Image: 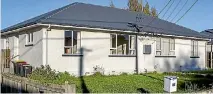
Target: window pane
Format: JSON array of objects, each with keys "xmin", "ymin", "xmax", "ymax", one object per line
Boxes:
[
  {"xmin": 162, "ymin": 38, "xmax": 169, "ymax": 55},
  {"xmin": 156, "ymin": 38, "xmax": 161, "ymax": 50},
  {"xmin": 195, "ymin": 41, "xmax": 198, "ymax": 56},
  {"xmin": 169, "ymin": 39, "xmax": 175, "ymax": 50},
  {"xmin": 129, "ymin": 36, "xmax": 135, "ymax": 49},
  {"xmin": 73, "ymin": 45, "xmax": 77, "ymax": 54},
  {"xmin": 73, "ymin": 31, "xmax": 78, "ymax": 51},
  {"xmin": 65, "ymin": 31, "xmax": 72, "ymax": 46},
  {"xmin": 28, "ymin": 33, "xmax": 30, "ymax": 42},
  {"xmin": 129, "ymin": 50, "xmax": 135, "ymax": 55},
  {"xmin": 191, "ymin": 40, "xmax": 194, "ymax": 56},
  {"xmin": 65, "ymin": 31, "xmax": 72, "ymax": 37},
  {"xmin": 110, "ymin": 49, "xmax": 116, "ymax": 54},
  {"xmin": 117, "ymin": 35, "xmax": 128, "ymax": 55},
  {"xmin": 156, "ymin": 51, "xmax": 161, "ymax": 56},
  {"xmin": 169, "ymin": 51, "xmax": 175, "ymax": 55},
  {"xmin": 31, "ymin": 32, "xmax": 33, "ymax": 42},
  {"xmin": 110, "ymin": 34, "xmax": 116, "ymax": 48}
]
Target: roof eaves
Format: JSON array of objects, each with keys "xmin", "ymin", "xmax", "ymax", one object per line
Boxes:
[{"xmin": 1, "ymin": 2, "xmax": 78, "ymax": 33}]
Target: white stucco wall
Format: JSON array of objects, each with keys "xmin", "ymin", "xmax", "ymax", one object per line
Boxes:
[
  {"xmin": 7, "ymin": 35, "xmax": 15, "ymax": 59},
  {"xmin": 18, "ymin": 28, "xmax": 43, "ymax": 67},
  {"xmin": 47, "ymin": 29, "xmax": 136, "ymax": 76},
  {"xmin": 2, "ymin": 27, "xmax": 207, "ymax": 75},
  {"xmin": 2, "ymin": 28, "xmax": 44, "ymax": 67},
  {"xmin": 138, "ymin": 36, "xmax": 206, "ymax": 72},
  {"xmin": 1, "ymin": 38, "xmax": 6, "ymax": 49},
  {"xmin": 47, "ymin": 28, "xmax": 207, "ymax": 76}
]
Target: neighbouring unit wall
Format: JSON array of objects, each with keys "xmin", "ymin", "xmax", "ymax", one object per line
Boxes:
[
  {"xmin": 138, "ymin": 36, "xmax": 206, "ymax": 72},
  {"xmin": 47, "ymin": 28, "xmax": 136, "ymax": 76}
]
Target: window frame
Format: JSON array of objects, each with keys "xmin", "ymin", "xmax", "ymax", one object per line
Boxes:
[
  {"xmin": 109, "ymin": 33, "xmax": 136, "ymax": 56},
  {"xmin": 64, "ymin": 30, "xmax": 80, "ymax": 55},
  {"xmin": 26, "ymin": 32, "xmax": 33, "ymax": 45},
  {"xmin": 191, "ymin": 40, "xmax": 199, "ymax": 57},
  {"xmin": 155, "ymin": 37, "xmax": 175, "ymax": 56}
]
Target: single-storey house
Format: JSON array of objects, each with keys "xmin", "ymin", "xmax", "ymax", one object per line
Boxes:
[
  {"xmin": 1, "ymin": 2, "xmax": 210, "ymax": 76},
  {"xmin": 201, "ymin": 29, "xmax": 213, "ymax": 68}
]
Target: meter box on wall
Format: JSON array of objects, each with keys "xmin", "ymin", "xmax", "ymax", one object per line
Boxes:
[{"xmin": 143, "ymin": 45, "xmax": 151, "ymax": 54}]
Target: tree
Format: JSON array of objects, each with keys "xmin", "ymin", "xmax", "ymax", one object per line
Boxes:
[
  {"xmin": 143, "ymin": 2, "xmax": 151, "ymax": 16},
  {"xmin": 151, "ymin": 7, "xmax": 158, "ymax": 17},
  {"xmin": 127, "ymin": 0, "xmax": 158, "ymax": 17},
  {"xmin": 109, "ymin": 0, "xmax": 115, "ymax": 8},
  {"xmin": 128, "ymin": 0, "xmax": 139, "ymax": 11},
  {"xmin": 137, "ymin": 0, "xmax": 143, "ymax": 12}
]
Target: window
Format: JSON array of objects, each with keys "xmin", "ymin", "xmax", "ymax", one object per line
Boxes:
[
  {"xmin": 110, "ymin": 34, "xmax": 135, "ymax": 55},
  {"xmin": 191, "ymin": 40, "xmax": 198, "ymax": 57},
  {"xmin": 26, "ymin": 32, "xmax": 33, "ymax": 45},
  {"xmin": 64, "ymin": 31, "xmax": 79, "ymax": 54},
  {"xmin": 156, "ymin": 37, "xmax": 175, "ymax": 56}
]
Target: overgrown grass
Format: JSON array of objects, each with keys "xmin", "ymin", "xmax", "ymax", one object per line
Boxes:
[{"xmin": 28, "ymin": 66, "xmax": 213, "ymax": 93}]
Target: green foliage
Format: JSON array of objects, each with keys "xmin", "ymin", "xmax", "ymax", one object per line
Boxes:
[
  {"xmin": 143, "ymin": 2, "xmax": 150, "ymax": 16},
  {"xmin": 28, "ymin": 65, "xmax": 58, "ymax": 82},
  {"xmin": 127, "ymin": 0, "xmax": 158, "ymax": 18},
  {"xmin": 151, "ymin": 7, "xmax": 158, "ymax": 17},
  {"xmin": 128, "ymin": 0, "xmax": 140, "ymax": 12},
  {"xmin": 91, "ymin": 72, "xmax": 104, "ymax": 76},
  {"xmin": 29, "ymin": 68, "xmax": 213, "ymax": 93},
  {"xmin": 120, "ymin": 72, "xmax": 128, "ymax": 75}
]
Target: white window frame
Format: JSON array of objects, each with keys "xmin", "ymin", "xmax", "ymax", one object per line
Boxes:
[
  {"xmin": 156, "ymin": 37, "xmax": 162, "ymax": 55},
  {"xmin": 156, "ymin": 37, "xmax": 175, "ymax": 56},
  {"xmin": 64, "ymin": 30, "xmax": 80, "ymax": 54},
  {"xmin": 129, "ymin": 35, "xmax": 136, "ymax": 55},
  {"xmin": 169, "ymin": 38, "xmax": 175, "ymax": 55},
  {"xmin": 191, "ymin": 40, "xmax": 198, "ymax": 57},
  {"xmin": 110, "ymin": 34, "xmax": 118, "ymax": 54},
  {"xmin": 26, "ymin": 32, "xmax": 33, "ymax": 45},
  {"xmin": 110, "ymin": 34, "xmax": 136, "ymax": 55}
]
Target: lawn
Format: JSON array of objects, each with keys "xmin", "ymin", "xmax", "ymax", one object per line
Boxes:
[{"xmin": 28, "ymin": 66, "xmax": 213, "ymax": 93}]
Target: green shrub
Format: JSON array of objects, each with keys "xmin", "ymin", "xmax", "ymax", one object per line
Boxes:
[
  {"xmin": 120, "ymin": 72, "xmax": 128, "ymax": 75},
  {"xmin": 91, "ymin": 72, "xmax": 103, "ymax": 76},
  {"xmin": 28, "ymin": 65, "xmax": 58, "ymax": 82},
  {"xmin": 28, "ymin": 66, "xmax": 213, "ymax": 93}
]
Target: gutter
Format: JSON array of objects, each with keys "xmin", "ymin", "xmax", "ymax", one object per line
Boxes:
[{"xmin": 1, "ymin": 24, "xmax": 40, "ymax": 35}]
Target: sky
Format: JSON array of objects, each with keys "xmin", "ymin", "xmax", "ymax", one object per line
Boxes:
[{"xmin": 1, "ymin": 0, "xmax": 213, "ymax": 32}]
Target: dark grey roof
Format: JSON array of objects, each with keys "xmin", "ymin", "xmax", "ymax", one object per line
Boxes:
[
  {"xmin": 1, "ymin": 2, "xmax": 208, "ymax": 39},
  {"xmin": 201, "ymin": 29, "xmax": 213, "ymax": 44}
]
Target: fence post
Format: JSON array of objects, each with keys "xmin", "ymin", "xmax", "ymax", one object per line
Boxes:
[
  {"xmin": 63, "ymin": 81, "xmax": 76, "ymax": 93},
  {"xmin": 21, "ymin": 78, "xmax": 27, "ymax": 92}
]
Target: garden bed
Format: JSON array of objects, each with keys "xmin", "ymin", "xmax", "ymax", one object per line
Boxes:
[{"xmin": 28, "ymin": 66, "xmax": 213, "ymax": 93}]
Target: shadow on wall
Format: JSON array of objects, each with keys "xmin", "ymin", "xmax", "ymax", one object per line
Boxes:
[
  {"xmin": 79, "ymin": 47, "xmax": 90, "ymax": 93},
  {"xmin": 159, "ymin": 50, "xmax": 202, "ymax": 72}
]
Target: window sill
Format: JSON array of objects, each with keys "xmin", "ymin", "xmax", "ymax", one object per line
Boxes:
[
  {"xmin": 108, "ymin": 55, "xmax": 136, "ymax": 57},
  {"xmin": 155, "ymin": 55, "xmax": 176, "ymax": 58},
  {"xmin": 62, "ymin": 54, "xmax": 83, "ymax": 56},
  {"xmin": 190, "ymin": 56, "xmax": 200, "ymax": 58},
  {"xmin": 25, "ymin": 44, "xmax": 33, "ymax": 47}
]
